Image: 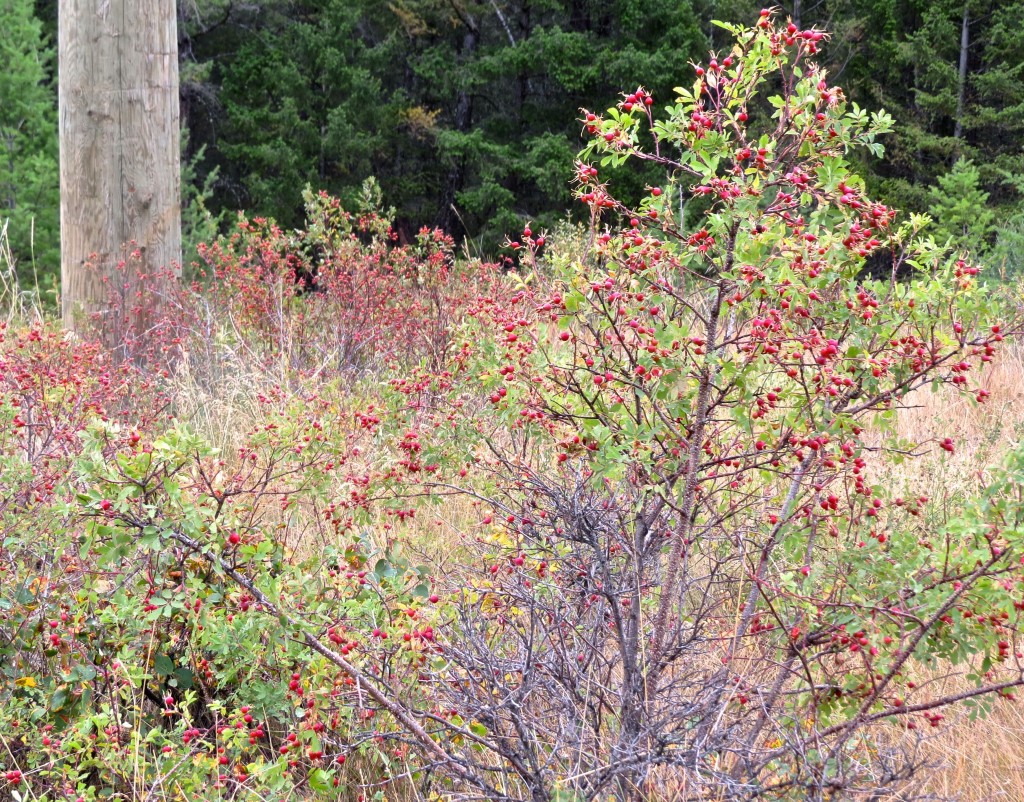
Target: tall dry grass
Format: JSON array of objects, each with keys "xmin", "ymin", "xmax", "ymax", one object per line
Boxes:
[
  {"xmin": 883, "ymin": 344, "xmax": 1024, "ymax": 801},
  {"xmin": 0, "ymin": 218, "xmax": 46, "ymax": 325}
]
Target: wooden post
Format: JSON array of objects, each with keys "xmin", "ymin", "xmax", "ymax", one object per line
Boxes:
[{"xmin": 58, "ymin": 0, "xmax": 181, "ymax": 331}]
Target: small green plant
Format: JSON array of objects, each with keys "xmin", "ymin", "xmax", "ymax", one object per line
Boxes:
[{"xmin": 927, "ymin": 157, "xmax": 996, "ymax": 254}]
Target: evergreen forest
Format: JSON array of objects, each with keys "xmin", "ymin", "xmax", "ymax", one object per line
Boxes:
[{"xmin": 4, "ymin": 0, "xmax": 1024, "ymax": 285}]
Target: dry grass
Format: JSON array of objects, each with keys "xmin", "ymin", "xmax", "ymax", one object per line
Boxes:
[
  {"xmin": 922, "ymin": 701, "xmax": 1024, "ymax": 800},
  {"xmin": 882, "ymin": 342, "xmax": 1024, "ymax": 801},
  {"xmin": 896, "ymin": 342, "xmax": 1024, "ymax": 458},
  {"xmin": 0, "ymin": 218, "xmax": 46, "ymax": 325}
]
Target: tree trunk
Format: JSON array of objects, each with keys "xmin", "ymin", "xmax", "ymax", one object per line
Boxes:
[
  {"xmin": 569, "ymin": 0, "xmax": 588, "ymax": 31},
  {"xmin": 435, "ymin": 22, "xmax": 478, "ymax": 237},
  {"xmin": 954, "ymin": 2, "xmax": 969, "ymax": 140},
  {"xmin": 59, "ymin": 0, "xmax": 181, "ymax": 332}
]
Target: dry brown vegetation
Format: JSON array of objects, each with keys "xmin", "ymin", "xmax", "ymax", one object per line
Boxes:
[{"xmin": 882, "ymin": 344, "xmax": 1024, "ymax": 801}]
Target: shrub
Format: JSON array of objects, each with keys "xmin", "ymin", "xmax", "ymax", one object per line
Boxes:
[
  {"xmin": 376, "ymin": 12, "xmax": 1024, "ymax": 800},
  {"xmin": 187, "ymin": 188, "xmax": 501, "ymax": 383},
  {"xmin": 0, "ymin": 193, "xmax": 505, "ymax": 801},
  {"xmin": 82, "ymin": 187, "xmax": 505, "ymax": 385},
  {"xmin": 1, "ymin": 395, "xmax": 442, "ymax": 800}
]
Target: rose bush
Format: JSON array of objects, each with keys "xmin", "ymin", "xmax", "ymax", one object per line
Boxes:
[{"xmin": 376, "ymin": 11, "xmax": 1024, "ymax": 800}]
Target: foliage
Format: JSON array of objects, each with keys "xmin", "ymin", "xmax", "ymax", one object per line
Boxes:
[
  {"xmin": 368, "ymin": 12, "xmax": 1023, "ymax": 799},
  {"xmin": 0, "ymin": 202, "xmax": 502, "ymax": 801},
  {"xmin": 990, "ymin": 206, "xmax": 1024, "ymax": 278},
  {"xmin": 183, "ymin": 185, "xmax": 505, "ymax": 381},
  {"xmin": 0, "ymin": 0, "xmax": 59, "ymax": 289},
  {"xmin": 188, "ymin": 0, "xmax": 709, "ymax": 247},
  {"xmin": 171, "ymin": 0, "xmax": 1024, "ymax": 253},
  {"xmin": 13, "ymin": 0, "xmax": 1024, "ymax": 276},
  {"xmin": 180, "ymin": 129, "xmax": 227, "ymax": 275},
  {"xmin": 927, "ymin": 157, "xmax": 995, "ymax": 253},
  {"xmin": 66, "ymin": 184, "xmax": 506, "ymax": 379},
  {"xmin": 855, "ymin": 0, "xmax": 1024, "ymax": 216},
  {"xmin": 4, "ymin": 12, "xmax": 1024, "ymax": 802},
  {"xmin": 213, "ymin": 0, "xmax": 399, "ymax": 231},
  {"xmin": 1, "ymin": 398, "xmax": 439, "ymax": 799}
]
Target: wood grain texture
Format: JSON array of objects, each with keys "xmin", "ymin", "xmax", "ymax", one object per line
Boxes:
[{"xmin": 59, "ymin": 0, "xmax": 181, "ymax": 332}]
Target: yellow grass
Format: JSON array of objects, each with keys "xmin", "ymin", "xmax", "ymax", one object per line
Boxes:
[{"xmin": 886, "ymin": 342, "xmax": 1024, "ymax": 801}]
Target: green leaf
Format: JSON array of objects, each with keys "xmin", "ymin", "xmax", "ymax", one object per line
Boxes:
[
  {"xmin": 469, "ymin": 721, "xmax": 488, "ymax": 737},
  {"xmin": 154, "ymin": 654, "xmax": 175, "ymax": 676},
  {"xmin": 174, "ymin": 667, "xmax": 195, "ymax": 689},
  {"xmin": 51, "ymin": 686, "xmax": 69, "ymax": 711},
  {"xmin": 308, "ymin": 769, "xmax": 333, "ymax": 794}
]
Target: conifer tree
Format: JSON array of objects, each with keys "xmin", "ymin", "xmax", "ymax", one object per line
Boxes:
[
  {"xmin": 0, "ymin": 0, "xmax": 59, "ymax": 286},
  {"xmin": 927, "ymin": 157, "xmax": 995, "ymax": 253}
]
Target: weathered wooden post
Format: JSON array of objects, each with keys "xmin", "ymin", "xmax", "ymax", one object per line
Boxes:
[{"xmin": 59, "ymin": 0, "xmax": 181, "ymax": 331}]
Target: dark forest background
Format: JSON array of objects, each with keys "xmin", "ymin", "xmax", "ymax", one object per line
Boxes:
[{"xmin": 4, "ymin": 0, "xmax": 1024, "ymax": 285}]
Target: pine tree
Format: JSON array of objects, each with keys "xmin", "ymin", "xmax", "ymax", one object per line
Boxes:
[
  {"xmin": 214, "ymin": 0, "xmax": 404, "ymax": 230},
  {"xmin": 926, "ymin": 157, "xmax": 994, "ymax": 253},
  {"xmin": 857, "ymin": 0, "xmax": 1024, "ymax": 216},
  {"xmin": 198, "ymin": 0, "xmax": 708, "ymax": 248},
  {"xmin": 0, "ymin": 0, "xmax": 59, "ymax": 287}
]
